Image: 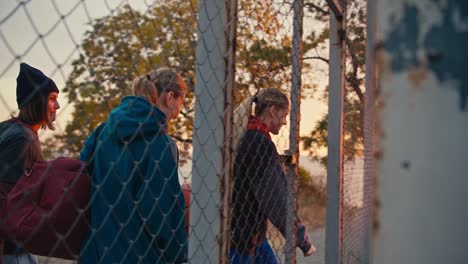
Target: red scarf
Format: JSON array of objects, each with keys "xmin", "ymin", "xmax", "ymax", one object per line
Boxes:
[{"xmin": 246, "ymin": 116, "xmax": 271, "ymax": 139}]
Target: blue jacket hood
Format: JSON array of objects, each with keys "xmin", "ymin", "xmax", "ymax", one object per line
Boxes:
[{"xmin": 107, "ymin": 96, "xmax": 167, "ymax": 141}]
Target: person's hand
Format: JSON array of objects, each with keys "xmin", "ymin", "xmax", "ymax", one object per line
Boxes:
[{"xmin": 304, "ymin": 244, "xmax": 317, "ymax": 256}]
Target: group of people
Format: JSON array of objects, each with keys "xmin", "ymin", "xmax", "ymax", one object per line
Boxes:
[{"xmin": 0, "ymin": 63, "xmax": 315, "ymax": 263}]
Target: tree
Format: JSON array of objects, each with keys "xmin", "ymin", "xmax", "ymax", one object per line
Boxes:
[
  {"xmin": 234, "ymin": 0, "xmax": 316, "ymax": 104},
  {"xmin": 45, "ymin": 1, "xmax": 320, "ymax": 163},
  {"xmin": 301, "ymin": 0, "xmax": 367, "ymax": 165},
  {"xmin": 43, "ymin": 3, "xmax": 197, "ymax": 162}
]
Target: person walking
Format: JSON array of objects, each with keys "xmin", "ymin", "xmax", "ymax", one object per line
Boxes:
[
  {"xmin": 0, "ymin": 63, "xmax": 60, "ymax": 264},
  {"xmin": 79, "ymin": 67, "xmax": 188, "ymax": 264},
  {"xmin": 230, "ymin": 88, "xmax": 316, "ymax": 263}
]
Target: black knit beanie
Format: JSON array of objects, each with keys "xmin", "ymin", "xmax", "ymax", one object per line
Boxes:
[{"xmin": 16, "ymin": 63, "xmax": 59, "ymax": 109}]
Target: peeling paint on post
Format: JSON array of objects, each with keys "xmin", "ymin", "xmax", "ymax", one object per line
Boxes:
[
  {"xmin": 374, "ymin": 1, "xmax": 468, "ymax": 263},
  {"xmin": 382, "ymin": 1, "xmax": 468, "ymax": 110}
]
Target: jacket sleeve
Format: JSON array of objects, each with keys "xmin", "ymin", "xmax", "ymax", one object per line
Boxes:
[
  {"xmin": 79, "ymin": 122, "xmax": 106, "ymax": 162},
  {"xmin": 137, "ymin": 138, "xmax": 188, "ymax": 263},
  {"xmin": 251, "ymin": 139, "xmax": 312, "ymax": 254},
  {"xmin": 79, "ymin": 134, "xmax": 94, "ymax": 162},
  {"xmin": 0, "ymin": 124, "xmax": 35, "ymax": 183}
]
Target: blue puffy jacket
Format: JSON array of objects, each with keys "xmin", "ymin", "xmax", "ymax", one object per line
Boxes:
[{"xmin": 79, "ymin": 96, "xmax": 187, "ymax": 264}]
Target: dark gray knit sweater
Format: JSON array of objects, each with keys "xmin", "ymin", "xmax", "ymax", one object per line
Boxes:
[{"xmin": 230, "ymin": 129, "xmax": 312, "ymax": 255}]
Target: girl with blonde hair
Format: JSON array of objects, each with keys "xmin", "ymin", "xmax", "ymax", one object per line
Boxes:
[
  {"xmin": 79, "ymin": 67, "xmax": 188, "ymax": 264},
  {"xmin": 230, "ymin": 88, "xmax": 316, "ymax": 263}
]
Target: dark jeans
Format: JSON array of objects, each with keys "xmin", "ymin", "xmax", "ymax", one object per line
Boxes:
[{"xmin": 230, "ymin": 239, "xmax": 278, "ymax": 264}]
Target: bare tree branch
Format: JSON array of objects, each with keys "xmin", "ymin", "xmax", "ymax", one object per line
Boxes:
[
  {"xmin": 305, "ymin": 2, "xmax": 329, "ymax": 16},
  {"xmin": 179, "ymin": 110, "xmax": 192, "ymax": 119},
  {"xmin": 346, "ymin": 64, "xmax": 364, "ymax": 102},
  {"xmin": 345, "ymin": 38, "xmax": 364, "ymax": 102},
  {"xmin": 303, "ymin": 56, "xmax": 329, "ymax": 64},
  {"xmin": 170, "ymin": 134, "xmax": 192, "ymax": 144}
]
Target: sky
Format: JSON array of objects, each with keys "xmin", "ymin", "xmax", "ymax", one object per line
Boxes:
[
  {"xmin": 0, "ymin": 0, "xmax": 328, "ymax": 150},
  {"xmin": 0, "ymin": 0, "xmax": 370, "ymax": 229}
]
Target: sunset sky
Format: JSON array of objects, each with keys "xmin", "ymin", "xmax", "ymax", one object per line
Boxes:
[{"xmin": 0, "ymin": 0, "xmax": 328, "ymax": 151}]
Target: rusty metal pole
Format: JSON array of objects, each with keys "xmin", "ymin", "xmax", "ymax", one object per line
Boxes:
[
  {"xmin": 284, "ymin": 0, "xmax": 304, "ymax": 263},
  {"xmin": 325, "ymin": 0, "xmax": 346, "ymax": 263},
  {"xmin": 220, "ymin": 0, "xmax": 238, "ymax": 262},
  {"xmin": 362, "ymin": 0, "xmax": 376, "ymax": 263}
]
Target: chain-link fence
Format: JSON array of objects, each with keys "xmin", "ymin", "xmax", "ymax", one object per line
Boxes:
[
  {"xmin": 324, "ymin": 0, "xmax": 373, "ymax": 263},
  {"xmin": 1, "ymin": 0, "xmax": 375, "ymax": 263},
  {"xmin": 1, "ymin": 2, "xmax": 198, "ymax": 263},
  {"xmin": 0, "ymin": 0, "xmax": 332, "ymax": 263},
  {"xmin": 341, "ymin": 2, "xmax": 367, "ymax": 257},
  {"xmin": 340, "ymin": 0, "xmax": 372, "ymax": 263}
]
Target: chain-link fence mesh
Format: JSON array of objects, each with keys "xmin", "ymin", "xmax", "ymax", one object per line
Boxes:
[
  {"xmin": 0, "ymin": 0, "xmax": 332, "ymax": 263},
  {"xmin": 0, "ymin": 1, "xmax": 195, "ymax": 263},
  {"xmin": 0, "ymin": 0, "xmax": 375, "ymax": 263},
  {"xmin": 340, "ymin": 0, "xmax": 372, "ymax": 263}
]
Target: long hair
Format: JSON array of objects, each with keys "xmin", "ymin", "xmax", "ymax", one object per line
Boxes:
[
  {"xmin": 232, "ymin": 96, "xmax": 254, "ymax": 150},
  {"xmin": 231, "ymin": 88, "xmax": 289, "ymax": 149}
]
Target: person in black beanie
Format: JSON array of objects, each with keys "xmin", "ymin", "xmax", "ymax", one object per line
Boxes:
[{"xmin": 0, "ymin": 63, "xmax": 60, "ymax": 264}]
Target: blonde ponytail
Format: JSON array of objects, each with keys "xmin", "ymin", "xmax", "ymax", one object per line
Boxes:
[
  {"xmin": 232, "ymin": 96, "xmax": 254, "ymax": 150},
  {"xmin": 132, "ymin": 75, "xmax": 158, "ymax": 104},
  {"xmin": 132, "ymin": 67, "xmax": 186, "ymax": 105}
]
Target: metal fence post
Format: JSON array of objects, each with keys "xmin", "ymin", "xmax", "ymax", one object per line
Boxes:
[
  {"xmin": 363, "ymin": 0, "xmax": 377, "ymax": 263},
  {"xmin": 284, "ymin": 0, "xmax": 304, "ymax": 263},
  {"xmin": 221, "ymin": 0, "xmax": 238, "ymax": 262},
  {"xmin": 373, "ymin": 1, "xmax": 468, "ymax": 263},
  {"xmin": 190, "ymin": 0, "xmax": 229, "ymax": 262},
  {"xmin": 325, "ymin": 1, "xmax": 346, "ymax": 263}
]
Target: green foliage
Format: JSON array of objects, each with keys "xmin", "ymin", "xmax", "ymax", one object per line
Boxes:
[
  {"xmin": 298, "ymin": 166, "xmax": 313, "ymax": 188},
  {"xmin": 48, "ymin": 3, "xmax": 197, "ymax": 159},
  {"xmin": 44, "ymin": 0, "xmax": 366, "ymax": 167},
  {"xmin": 234, "ymin": 1, "xmax": 315, "ymax": 104},
  {"xmin": 47, "ymin": 1, "xmax": 319, "ymax": 162},
  {"xmin": 301, "ymin": 116, "xmax": 328, "ymax": 165},
  {"xmin": 302, "ymin": 96, "xmax": 363, "ymax": 166},
  {"xmin": 301, "ymin": 0, "xmax": 367, "ymax": 166},
  {"xmin": 298, "ymin": 166, "xmax": 326, "ymax": 206}
]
